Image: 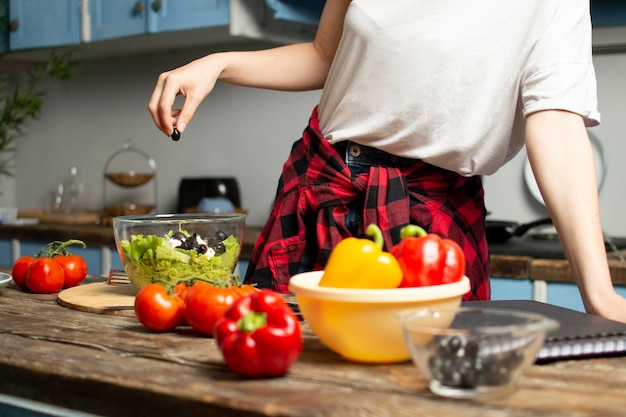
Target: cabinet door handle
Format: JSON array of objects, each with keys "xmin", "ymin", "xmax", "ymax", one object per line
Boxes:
[
  {"xmin": 9, "ymin": 19, "xmax": 19, "ymax": 31},
  {"xmin": 152, "ymin": 0, "xmax": 163, "ymax": 12},
  {"xmin": 132, "ymin": 0, "xmax": 145, "ymax": 15}
]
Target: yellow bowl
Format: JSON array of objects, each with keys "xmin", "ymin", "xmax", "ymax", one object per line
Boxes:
[{"xmin": 288, "ymin": 271, "xmax": 470, "ymax": 363}]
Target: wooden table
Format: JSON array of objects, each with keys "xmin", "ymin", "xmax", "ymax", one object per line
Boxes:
[{"xmin": 1, "ymin": 280, "xmax": 625, "ymax": 417}]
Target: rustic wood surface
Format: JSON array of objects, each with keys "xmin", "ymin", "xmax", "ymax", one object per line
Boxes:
[
  {"xmin": 531, "ymin": 258, "xmax": 626, "ymax": 286},
  {"xmin": 1, "ymin": 280, "xmax": 626, "ymax": 417},
  {"xmin": 489, "ymin": 255, "xmax": 532, "ymax": 278}
]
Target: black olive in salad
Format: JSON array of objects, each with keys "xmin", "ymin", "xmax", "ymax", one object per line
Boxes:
[{"xmin": 171, "ymin": 231, "xmax": 229, "ymax": 256}]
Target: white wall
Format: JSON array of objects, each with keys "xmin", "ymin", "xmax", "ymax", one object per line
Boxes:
[
  {"xmin": 11, "ymin": 43, "xmax": 321, "ymax": 227},
  {"xmin": 7, "ymin": 44, "xmax": 626, "ymax": 235}
]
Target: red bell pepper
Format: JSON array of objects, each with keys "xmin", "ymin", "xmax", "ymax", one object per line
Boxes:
[
  {"xmin": 390, "ymin": 225, "xmax": 465, "ymax": 287},
  {"xmin": 214, "ymin": 290, "xmax": 302, "ymax": 378}
]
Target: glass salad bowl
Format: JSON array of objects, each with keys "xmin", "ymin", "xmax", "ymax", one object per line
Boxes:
[{"xmin": 113, "ymin": 213, "xmax": 246, "ymax": 290}]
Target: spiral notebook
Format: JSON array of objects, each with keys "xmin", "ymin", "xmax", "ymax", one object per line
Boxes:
[{"xmin": 463, "ymin": 300, "xmax": 626, "ymax": 362}]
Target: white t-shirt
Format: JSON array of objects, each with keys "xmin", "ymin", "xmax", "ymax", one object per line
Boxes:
[{"xmin": 317, "ymin": 0, "xmax": 601, "ymax": 176}]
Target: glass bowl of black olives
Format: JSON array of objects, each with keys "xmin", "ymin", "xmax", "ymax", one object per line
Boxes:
[
  {"xmin": 397, "ymin": 307, "xmax": 558, "ymax": 399},
  {"xmin": 113, "ymin": 213, "xmax": 246, "ymax": 290}
]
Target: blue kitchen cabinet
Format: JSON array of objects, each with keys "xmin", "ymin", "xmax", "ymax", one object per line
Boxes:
[
  {"xmin": 0, "ymin": 1, "xmax": 8, "ymax": 53},
  {"xmin": 147, "ymin": 0, "xmax": 228, "ymax": 34},
  {"xmin": 491, "ymin": 276, "xmax": 626, "ymax": 313},
  {"xmin": 490, "ymin": 278, "xmax": 533, "ymax": 301},
  {"xmin": 8, "ymin": 0, "xmax": 80, "ymax": 50},
  {"xmin": 89, "ymin": 0, "xmax": 229, "ymax": 42},
  {"xmin": 264, "ymin": 0, "xmax": 324, "ymax": 26},
  {"xmin": 592, "ymin": 0, "xmax": 626, "ymax": 27},
  {"xmin": 0, "ymin": 240, "xmax": 10, "ymax": 266},
  {"xmin": 88, "ymin": 0, "xmax": 146, "ymax": 42}
]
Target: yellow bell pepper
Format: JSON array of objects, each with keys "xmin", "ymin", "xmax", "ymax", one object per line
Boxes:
[{"xmin": 319, "ymin": 224, "xmax": 403, "ymax": 289}]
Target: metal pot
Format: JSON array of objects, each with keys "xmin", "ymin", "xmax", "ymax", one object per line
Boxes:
[{"xmin": 485, "ymin": 217, "xmax": 553, "ymax": 243}]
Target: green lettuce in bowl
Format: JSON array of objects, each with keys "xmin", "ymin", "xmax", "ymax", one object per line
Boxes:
[{"xmin": 113, "ymin": 213, "xmax": 246, "ymax": 290}]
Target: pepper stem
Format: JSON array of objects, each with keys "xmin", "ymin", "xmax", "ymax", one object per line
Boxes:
[
  {"xmin": 238, "ymin": 311, "xmax": 268, "ymax": 333},
  {"xmin": 365, "ymin": 224, "xmax": 384, "ymax": 249},
  {"xmin": 400, "ymin": 224, "xmax": 427, "ymax": 239}
]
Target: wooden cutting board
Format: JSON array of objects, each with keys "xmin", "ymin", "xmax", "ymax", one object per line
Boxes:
[
  {"xmin": 18, "ymin": 209, "xmax": 100, "ymax": 225},
  {"xmin": 57, "ymin": 282, "xmax": 137, "ymax": 317}
]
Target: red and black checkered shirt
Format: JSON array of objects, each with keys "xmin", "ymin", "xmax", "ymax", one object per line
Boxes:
[{"xmin": 244, "ymin": 107, "xmax": 490, "ymax": 301}]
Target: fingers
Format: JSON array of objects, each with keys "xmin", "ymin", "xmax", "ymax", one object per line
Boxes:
[
  {"xmin": 148, "ymin": 72, "xmax": 172, "ymax": 135},
  {"xmin": 176, "ymin": 93, "xmax": 204, "ymax": 134},
  {"xmin": 148, "ymin": 58, "xmax": 217, "ymax": 138},
  {"xmin": 148, "ymin": 71, "xmax": 199, "ymax": 137}
]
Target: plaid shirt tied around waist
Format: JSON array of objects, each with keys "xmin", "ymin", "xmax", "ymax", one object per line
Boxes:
[{"xmin": 244, "ymin": 107, "xmax": 490, "ymax": 301}]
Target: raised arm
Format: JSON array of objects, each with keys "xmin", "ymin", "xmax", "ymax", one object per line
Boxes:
[
  {"xmin": 148, "ymin": 0, "xmax": 351, "ymax": 136},
  {"xmin": 525, "ymin": 110, "xmax": 626, "ymax": 322}
]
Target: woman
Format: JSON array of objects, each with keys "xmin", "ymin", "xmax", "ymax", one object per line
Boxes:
[{"xmin": 149, "ymin": 0, "xmax": 626, "ymax": 322}]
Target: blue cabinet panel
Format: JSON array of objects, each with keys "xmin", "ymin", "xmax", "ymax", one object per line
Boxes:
[
  {"xmin": 592, "ymin": 0, "xmax": 626, "ymax": 27},
  {"xmin": 147, "ymin": 0, "xmax": 229, "ymax": 33},
  {"xmin": 9, "ymin": 0, "xmax": 81, "ymax": 50},
  {"xmin": 89, "ymin": 0, "xmax": 146, "ymax": 41},
  {"xmin": 0, "ymin": 1, "xmax": 8, "ymax": 53},
  {"xmin": 110, "ymin": 248, "xmax": 124, "ymax": 270},
  {"xmin": 547, "ymin": 282, "xmax": 585, "ymax": 312},
  {"xmin": 265, "ymin": 0, "xmax": 324, "ymax": 26},
  {"xmin": 0, "ymin": 240, "xmax": 11, "ymax": 266},
  {"xmin": 547, "ymin": 282, "xmax": 626, "ymax": 312},
  {"xmin": 490, "ymin": 278, "xmax": 533, "ymax": 301}
]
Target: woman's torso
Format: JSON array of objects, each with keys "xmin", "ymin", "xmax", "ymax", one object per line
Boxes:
[{"xmin": 317, "ymin": 0, "xmax": 600, "ymax": 176}]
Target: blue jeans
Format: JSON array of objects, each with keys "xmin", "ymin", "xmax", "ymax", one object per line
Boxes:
[
  {"xmin": 335, "ymin": 141, "xmax": 417, "ymax": 235},
  {"xmin": 298, "ymin": 141, "xmax": 418, "ymax": 273}
]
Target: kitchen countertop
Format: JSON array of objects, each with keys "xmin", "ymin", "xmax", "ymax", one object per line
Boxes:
[
  {"xmin": 1, "ymin": 278, "xmax": 626, "ymax": 417},
  {"xmin": 1, "ymin": 223, "xmax": 625, "ymax": 285}
]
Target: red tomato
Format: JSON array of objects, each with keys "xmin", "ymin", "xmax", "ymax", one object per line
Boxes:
[
  {"xmin": 25, "ymin": 258, "xmax": 65, "ymax": 294},
  {"xmin": 53, "ymin": 254, "xmax": 88, "ymax": 288},
  {"xmin": 11, "ymin": 256, "xmax": 35, "ymax": 289},
  {"xmin": 185, "ymin": 283, "xmax": 255, "ymax": 336},
  {"xmin": 134, "ymin": 283, "xmax": 185, "ymax": 333}
]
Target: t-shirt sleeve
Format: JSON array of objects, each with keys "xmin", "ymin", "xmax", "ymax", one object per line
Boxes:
[{"xmin": 521, "ymin": 0, "xmax": 600, "ymax": 126}]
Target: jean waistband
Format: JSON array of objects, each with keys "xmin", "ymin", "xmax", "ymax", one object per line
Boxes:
[{"xmin": 334, "ymin": 141, "xmax": 418, "ymax": 168}]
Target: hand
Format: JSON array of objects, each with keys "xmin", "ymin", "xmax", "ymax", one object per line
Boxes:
[
  {"xmin": 148, "ymin": 55, "xmax": 223, "ymax": 136},
  {"xmin": 586, "ymin": 289, "xmax": 626, "ymax": 324}
]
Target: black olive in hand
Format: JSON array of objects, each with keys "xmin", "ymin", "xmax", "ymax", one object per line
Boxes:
[{"xmin": 171, "ymin": 127, "xmax": 181, "ymax": 141}]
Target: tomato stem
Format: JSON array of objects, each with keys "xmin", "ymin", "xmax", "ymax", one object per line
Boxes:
[{"xmin": 36, "ymin": 239, "xmax": 86, "ymax": 258}]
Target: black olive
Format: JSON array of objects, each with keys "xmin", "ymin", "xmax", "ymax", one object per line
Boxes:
[
  {"xmin": 427, "ymin": 335, "xmax": 524, "ymax": 389},
  {"xmin": 172, "ymin": 232, "xmax": 186, "ymax": 242},
  {"xmin": 215, "ymin": 231, "xmax": 227, "ymax": 241},
  {"xmin": 211, "ymin": 241, "xmax": 226, "ymax": 255},
  {"xmin": 171, "ymin": 127, "xmax": 181, "ymax": 141}
]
